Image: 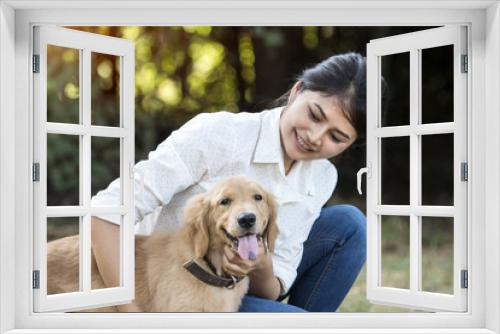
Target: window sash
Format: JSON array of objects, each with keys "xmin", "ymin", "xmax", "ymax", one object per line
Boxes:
[
  {"xmin": 366, "ymin": 26, "xmax": 468, "ymax": 312},
  {"xmin": 32, "ymin": 25, "xmax": 135, "ymax": 312}
]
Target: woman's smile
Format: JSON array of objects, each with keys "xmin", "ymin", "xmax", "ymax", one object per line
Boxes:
[{"xmin": 295, "ymin": 130, "xmax": 316, "ymax": 153}]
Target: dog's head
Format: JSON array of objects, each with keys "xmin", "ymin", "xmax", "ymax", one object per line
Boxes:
[{"xmin": 183, "ymin": 176, "xmax": 279, "ymax": 260}]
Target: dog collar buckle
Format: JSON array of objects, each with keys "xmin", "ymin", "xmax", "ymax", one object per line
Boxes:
[{"xmin": 226, "ymin": 276, "xmax": 237, "ymax": 289}]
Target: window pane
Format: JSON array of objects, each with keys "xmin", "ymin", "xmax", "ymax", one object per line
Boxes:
[
  {"xmin": 47, "ymin": 217, "xmax": 80, "ymax": 295},
  {"xmin": 421, "ymin": 134, "xmax": 454, "ymax": 206},
  {"xmin": 47, "ymin": 45, "xmax": 80, "ymax": 124},
  {"xmin": 47, "ymin": 134, "xmax": 80, "ymax": 206},
  {"xmin": 381, "ymin": 215, "xmax": 410, "ymax": 289},
  {"xmin": 91, "ymin": 215, "xmax": 121, "ymax": 290},
  {"xmin": 381, "ymin": 136, "xmax": 410, "ymax": 205},
  {"xmin": 91, "ymin": 137, "xmax": 121, "ymax": 204},
  {"xmin": 421, "ymin": 45, "xmax": 454, "ymax": 124},
  {"xmin": 381, "ymin": 52, "xmax": 410, "ymax": 127},
  {"xmin": 91, "ymin": 52, "xmax": 121, "ymax": 127},
  {"xmin": 421, "ymin": 216, "xmax": 454, "ymax": 294}
]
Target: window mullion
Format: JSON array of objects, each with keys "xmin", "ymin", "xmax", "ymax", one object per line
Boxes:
[
  {"xmin": 409, "ymin": 48, "xmax": 420, "ymax": 293},
  {"xmin": 122, "ymin": 47, "xmax": 135, "ymax": 293},
  {"xmin": 81, "ymin": 48, "xmax": 92, "ymax": 294}
]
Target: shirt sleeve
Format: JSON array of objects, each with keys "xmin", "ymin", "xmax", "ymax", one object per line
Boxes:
[
  {"xmin": 272, "ymin": 245, "xmax": 303, "ymax": 294},
  {"xmin": 91, "ymin": 113, "xmax": 214, "ymax": 226}
]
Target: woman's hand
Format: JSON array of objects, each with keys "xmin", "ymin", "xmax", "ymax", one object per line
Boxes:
[
  {"xmin": 222, "ymin": 239, "xmax": 281, "ymax": 300},
  {"xmin": 221, "ymin": 238, "xmax": 269, "ymax": 277}
]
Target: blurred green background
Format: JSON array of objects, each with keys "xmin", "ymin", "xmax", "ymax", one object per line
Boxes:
[{"xmin": 46, "ymin": 26, "xmax": 456, "ymax": 312}]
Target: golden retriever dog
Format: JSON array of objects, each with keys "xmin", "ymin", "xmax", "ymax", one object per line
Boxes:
[{"xmin": 47, "ymin": 175, "xmax": 279, "ymax": 312}]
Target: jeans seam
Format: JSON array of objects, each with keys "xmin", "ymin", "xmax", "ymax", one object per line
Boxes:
[{"xmin": 302, "ymin": 240, "xmax": 342, "ymax": 310}]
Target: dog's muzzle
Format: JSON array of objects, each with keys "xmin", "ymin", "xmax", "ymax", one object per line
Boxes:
[{"xmin": 222, "ymin": 227, "xmax": 262, "ymax": 248}]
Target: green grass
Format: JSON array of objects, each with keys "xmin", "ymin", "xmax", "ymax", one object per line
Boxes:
[{"xmin": 338, "ymin": 225, "xmax": 454, "ymax": 312}]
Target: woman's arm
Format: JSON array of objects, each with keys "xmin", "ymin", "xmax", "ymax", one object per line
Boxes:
[
  {"xmin": 91, "ymin": 216, "xmax": 142, "ymax": 312},
  {"xmin": 247, "ymin": 255, "xmax": 282, "ymax": 301},
  {"xmin": 90, "ymin": 114, "xmax": 221, "ymax": 311}
]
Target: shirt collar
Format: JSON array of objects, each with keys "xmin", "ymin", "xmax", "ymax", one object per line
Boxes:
[
  {"xmin": 252, "ymin": 106, "xmax": 317, "ymax": 197},
  {"xmin": 252, "ymin": 106, "xmax": 283, "ymax": 165}
]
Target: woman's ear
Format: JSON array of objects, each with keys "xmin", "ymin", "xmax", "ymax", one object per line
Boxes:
[
  {"xmin": 183, "ymin": 193, "xmax": 210, "ymax": 259},
  {"xmin": 264, "ymin": 192, "xmax": 279, "ymax": 253},
  {"xmin": 288, "ymin": 80, "xmax": 302, "ymax": 103}
]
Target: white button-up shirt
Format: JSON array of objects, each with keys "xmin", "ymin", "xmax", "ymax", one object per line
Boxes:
[{"xmin": 91, "ymin": 106, "xmax": 338, "ymax": 292}]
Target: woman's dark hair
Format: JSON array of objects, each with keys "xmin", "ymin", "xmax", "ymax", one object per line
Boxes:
[{"xmin": 272, "ymin": 52, "xmax": 367, "ymax": 148}]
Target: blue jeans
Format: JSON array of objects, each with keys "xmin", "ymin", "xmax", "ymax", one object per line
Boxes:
[{"xmin": 238, "ymin": 204, "xmax": 367, "ymax": 312}]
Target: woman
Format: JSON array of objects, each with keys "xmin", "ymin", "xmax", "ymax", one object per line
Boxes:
[{"xmin": 91, "ymin": 52, "xmax": 367, "ymax": 312}]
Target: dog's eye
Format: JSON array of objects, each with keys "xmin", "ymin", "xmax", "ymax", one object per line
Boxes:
[
  {"xmin": 254, "ymin": 194, "xmax": 263, "ymax": 201},
  {"xmin": 220, "ymin": 198, "xmax": 231, "ymax": 206}
]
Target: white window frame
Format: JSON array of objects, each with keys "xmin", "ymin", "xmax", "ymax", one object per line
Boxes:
[
  {"xmin": 366, "ymin": 26, "xmax": 468, "ymax": 312},
  {"xmin": 0, "ymin": 1, "xmax": 499, "ymax": 333},
  {"xmin": 32, "ymin": 25, "xmax": 136, "ymax": 312}
]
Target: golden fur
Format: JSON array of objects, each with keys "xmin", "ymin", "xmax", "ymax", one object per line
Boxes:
[{"xmin": 47, "ymin": 176, "xmax": 279, "ymax": 312}]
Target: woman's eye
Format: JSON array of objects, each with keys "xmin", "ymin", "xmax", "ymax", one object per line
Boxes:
[
  {"xmin": 308, "ymin": 110, "xmax": 320, "ymax": 122},
  {"xmin": 330, "ymin": 134, "xmax": 341, "ymax": 143},
  {"xmin": 254, "ymin": 194, "xmax": 263, "ymax": 201},
  {"xmin": 220, "ymin": 198, "xmax": 231, "ymax": 206}
]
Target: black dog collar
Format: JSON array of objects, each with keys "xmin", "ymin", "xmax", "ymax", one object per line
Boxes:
[{"xmin": 183, "ymin": 257, "xmax": 244, "ymax": 289}]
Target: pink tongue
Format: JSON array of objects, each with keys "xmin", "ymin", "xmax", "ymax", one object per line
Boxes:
[{"xmin": 237, "ymin": 235, "xmax": 258, "ymax": 260}]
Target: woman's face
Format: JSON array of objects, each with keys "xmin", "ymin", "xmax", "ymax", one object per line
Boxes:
[{"xmin": 279, "ymin": 82, "xmax": 358, "ymax": 169}]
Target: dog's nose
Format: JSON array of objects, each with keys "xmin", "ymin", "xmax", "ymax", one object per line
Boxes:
[{"xmin": 237, "ymin": 212, "xmax": 256, "ymax": 229}]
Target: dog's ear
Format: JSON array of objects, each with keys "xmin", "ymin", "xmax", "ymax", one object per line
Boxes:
[
  {"xmin": 263, "ymin": 192, "xmax": 279, "ymax": 253},
  {"xmin": 183, "ymin": 193, "xmax": 211, "ymax": 259}
]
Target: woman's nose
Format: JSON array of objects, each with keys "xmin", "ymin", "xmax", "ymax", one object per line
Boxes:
[
  {"xmin": 308, "ymin": 125, "xmax": 327, "ymax": 146},
  {"xmin": 309, "ymin": 133, "xmax": 321, "ymax": 146}
]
